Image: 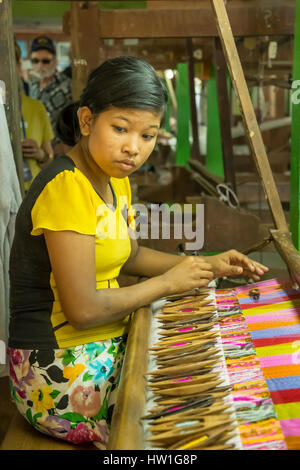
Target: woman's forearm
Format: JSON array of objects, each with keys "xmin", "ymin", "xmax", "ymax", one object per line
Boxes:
[
  {"xmin": 121, "ymin": 245, "xmax": 202, "ymax": 278},
  {"xmin": 74, "ymin": 253, "xmax": 214, "ymax": 331},
  {"xmin": 72, "ymin": 273, "xmax": 170, "ymax": 330}
]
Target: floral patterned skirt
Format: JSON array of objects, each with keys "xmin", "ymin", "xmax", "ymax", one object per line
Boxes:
[{"xmin": 7, "ymin": 336, "xmax": 126, "ymax": 447}]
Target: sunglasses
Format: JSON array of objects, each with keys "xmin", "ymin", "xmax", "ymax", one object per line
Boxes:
[{"xmin": 31, "ymin": 58, "xmax": 53, "ymax": 65}]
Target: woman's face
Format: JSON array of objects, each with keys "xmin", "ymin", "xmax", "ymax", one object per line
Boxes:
[{"xmin": 81, "ymin": 107, "xmax": 161, "ymax": 178}]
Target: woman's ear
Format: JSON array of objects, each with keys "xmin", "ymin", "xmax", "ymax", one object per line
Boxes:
[{"xmin": 77, "ymin": 106, "xmax": 93, "ymax": 136}]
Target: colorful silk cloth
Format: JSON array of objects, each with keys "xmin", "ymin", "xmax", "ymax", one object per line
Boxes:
[
  {"xmin": 7, "ymin": 337, "xmax": 126, "ymax": 447},
  {"xmin": 234, "ymin": 279, "xmax": 300, "ymax": 450},
  {"xmin": 215, "ymin": 288, "xmax": 287, "ymax": 450}
]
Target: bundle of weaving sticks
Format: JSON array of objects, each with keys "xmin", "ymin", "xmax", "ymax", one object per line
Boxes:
[{"xmin": 143, "ymin": 289, "xmax": 239, "ymax": 450}]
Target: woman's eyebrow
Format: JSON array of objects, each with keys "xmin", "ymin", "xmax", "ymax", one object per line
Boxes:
[{"xmin": 114, "ymin": 115, "xmax": 159, "ymax": 129}]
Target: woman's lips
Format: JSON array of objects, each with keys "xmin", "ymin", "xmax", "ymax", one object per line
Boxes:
[{"xmin": 116, "ymin": 160, "xmax": 135, "ymax": 170}]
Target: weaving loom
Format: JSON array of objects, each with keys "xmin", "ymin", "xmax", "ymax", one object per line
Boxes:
[{"xmin": 108, "ymin": 279, "xmax": 300, "ymax": 450}]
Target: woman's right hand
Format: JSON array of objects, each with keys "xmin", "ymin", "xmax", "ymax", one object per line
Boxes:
[{"xmin": 161, "ymin": 256, "xmax": 214, "ymax": 296}]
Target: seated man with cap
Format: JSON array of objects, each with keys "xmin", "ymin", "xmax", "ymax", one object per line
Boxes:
[{"xmin": 28, "ymin": 35, "xmax": 72, "ymax": 156}]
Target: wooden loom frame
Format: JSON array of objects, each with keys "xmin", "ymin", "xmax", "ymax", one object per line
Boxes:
[{"xmin": 108, "ymin": 0, "xmax": 300, "ymax": 450}]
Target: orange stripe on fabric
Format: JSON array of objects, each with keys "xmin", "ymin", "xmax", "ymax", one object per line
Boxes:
[
  {"xmin": 240, "ymin": 434, "xmax": 285, "ymax": 445},
  {"xmin": 262, "ymin": 364, "xmax": 300, "ymax": 379},
  {"xmin": 238, "ymin": 419, "xmax": 284, "ymax": 445},
  {"xmin": 285, "ymin": 436, "xmax": 300, "ymax": 450},
  {"xmin": 247, "ymin": 320, "xmax": 300, "ymax": 331}
]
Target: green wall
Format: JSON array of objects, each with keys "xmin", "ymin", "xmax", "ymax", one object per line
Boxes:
[
  {"xmin": 290, "ymin": 0, "xmax": 300, "ymax": 250},
  {"xmin": 12, "ymin": 1, "xmax": 146, "ymax": 18}
]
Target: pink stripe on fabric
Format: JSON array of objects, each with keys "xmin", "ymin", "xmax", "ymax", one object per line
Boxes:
[
  {"xmin": 246, "ymin": 313, "xmax": 300, "ymax": 323},
  {"xmin": 235, "ymin": 278, "xmax": 288, "ymax": 293},
  {"xmin": 259, "ymin": 354, "xmax": 295, "ymax": 368},
  {"xmin": 246, "ymin": 311, "xmax": 299, "ymax": 323},
  {"xmin": 280, "ymin": 419, "xmax": 300, "ymax": 436}
]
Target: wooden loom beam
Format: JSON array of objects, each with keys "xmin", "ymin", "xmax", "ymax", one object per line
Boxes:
[
  {"xmin": 107, "ymin": 304, "xmax": 152, "ymax": 450},
  {"xmin": 271, "ymin": 230, "xmax": 300, "ymax": 287},
  {"xmin": 63, "ymin": 2, "xmax": 295, "ymax": 39}
]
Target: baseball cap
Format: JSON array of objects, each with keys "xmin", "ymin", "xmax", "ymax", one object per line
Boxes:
[{"xmin": 31, "ymin": 36, "xmax": 56, "ymax": 55}]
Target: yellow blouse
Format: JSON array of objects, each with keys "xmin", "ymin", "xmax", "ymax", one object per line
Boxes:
[{"xmin": 30, "ymin": 163, "xmax": 133, "ymax": 347}]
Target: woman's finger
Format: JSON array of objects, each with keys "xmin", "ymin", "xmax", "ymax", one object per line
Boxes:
[{"xmin": 231, "ymin": 252, "xmax": 268, "ymax": 274}]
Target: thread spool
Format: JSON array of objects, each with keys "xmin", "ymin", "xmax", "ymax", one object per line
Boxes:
[{"xmin": 249, "ymin": 288, "xmax": 260, "ymax": 300}]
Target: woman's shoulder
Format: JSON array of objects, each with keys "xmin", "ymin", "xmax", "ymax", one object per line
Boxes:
[
  {"xmin": 32, "ymin": 155, "xmax": 77, "ymax": 187},
  {"xmin": 27, "ymin": 156, "xmax": 94, "ymax": 205}
]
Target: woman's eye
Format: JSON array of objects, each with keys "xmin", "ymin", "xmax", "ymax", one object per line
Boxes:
[
  {"xmin": 142, "ymin": 134, "xmax": 155, "ymax": 141},
  {"xmin": 113, "ymin": 126, "xmax": 126, "ymax": 133}
]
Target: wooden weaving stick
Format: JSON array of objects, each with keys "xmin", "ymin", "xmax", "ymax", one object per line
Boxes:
[
  {"xmin": 147, "ymin": 417, "xmax": 234, "ymax": 446},
  {"xmin": 149, "ymin": 372, "xmax": 220, "ymax": 390},
  {"xmin": 146, "ymin": 358, "xmax": 219, "ymax": 377},
  {"xmin": 158, "ymin": 327, "xmax": 219, "ymax": 338},
  {"xmin": 168, "ymin": 423, "xmax": 236, "ymax": 450},
  {"xmin": 163, "ymin": 298, "xmax": 211, "ymax": 308},
  {"xmin": 147, "ymin": 403, "xmax": 232, "ymax": 425},
  {"xmin": 155, "ymin": 349, "xmax": 221, "ymax": 368},
  {"xmin": 155, "ymin": 334, "xmax": 218, "ymax": 348}
]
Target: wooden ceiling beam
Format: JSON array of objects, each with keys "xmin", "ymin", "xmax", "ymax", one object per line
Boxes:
[{"xmin": 63, "ymin": 3, "xmax": 295, "ymax": 38}]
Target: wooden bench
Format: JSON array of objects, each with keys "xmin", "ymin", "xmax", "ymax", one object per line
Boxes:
[{"xmin": 1, "ymin": 412, "xmax": 97, "ymax": 450}]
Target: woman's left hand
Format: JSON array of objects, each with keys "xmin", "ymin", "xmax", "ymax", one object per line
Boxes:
[{"xmin": 206, "ymin": 249, "xmax": 269, "ymax": 281}]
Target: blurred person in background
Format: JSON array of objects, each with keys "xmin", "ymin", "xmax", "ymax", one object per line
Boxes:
[
  {"xmin": 28, "ymin": 35, "xmax": 72, "ymax": 156},
  {"xmin": 15, "ymin": 41, "xmax": 54, "ymax": 190}
]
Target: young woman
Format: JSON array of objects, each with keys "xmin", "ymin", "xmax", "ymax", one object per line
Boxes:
[{"xmin": 8, "ymin": 56, "xmax": 268, "ymax": 447}]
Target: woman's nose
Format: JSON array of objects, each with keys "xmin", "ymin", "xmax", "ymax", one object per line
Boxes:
[{"xmin": 122, "ymin": 136, "xmax": 139, "ymax": 155}]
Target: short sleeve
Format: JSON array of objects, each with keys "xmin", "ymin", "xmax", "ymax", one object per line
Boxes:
[{"xmin": 31, "ymin": 169, "xmax": 97, "ymax": 236}]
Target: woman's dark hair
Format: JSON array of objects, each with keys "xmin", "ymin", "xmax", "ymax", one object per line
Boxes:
[
  {"xmin": 56, "ymin": 56, "xmax": 168, "ymax": 147},
  {"xmin": 56, "ymin": 102, "xmax": 80, "ymax": 147},
  {"xmin": 80, "ymin": 55, "xmax": 168, "ymax": 115}
]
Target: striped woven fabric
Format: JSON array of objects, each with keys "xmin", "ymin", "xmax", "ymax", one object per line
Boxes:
[
  {"xmin": 215, "ymin": 288, "xmax": 286, "ymax": 450},
  {"xmin": 235, "ymin": 278, "xmax": 300, "ymax": 450}
]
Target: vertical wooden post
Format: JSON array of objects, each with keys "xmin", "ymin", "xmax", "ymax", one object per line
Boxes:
[
  {"xmin": 0, "ymin": 0, "xmax": 24, "ymax": 197},
  {"xmin": 70, "ymin": 1, "xmax": 101, "ymax": 102},
  {"xmin": 186, "ymin": 38, "xmax": 203, "ymax": 164},
  {"xmin": 290, "ymin": 0, "xmax": 300, "ymax": 250},
  {"xmin": 213, "ymin": 37, "xmax": 236, "ymax": 192}
]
